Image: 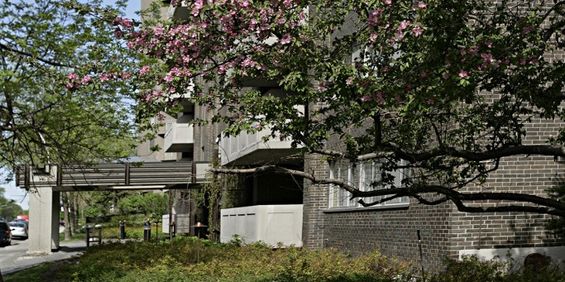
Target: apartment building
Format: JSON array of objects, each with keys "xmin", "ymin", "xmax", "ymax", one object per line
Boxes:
[{"xmin": 142, "ymin": 0, "xmax": 565, "ymax": 272}]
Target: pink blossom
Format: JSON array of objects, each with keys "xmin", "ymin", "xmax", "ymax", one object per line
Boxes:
[
  {"xmin": 114, "ymin": 28, "xmax": 123, "ymax": 38},
  {"xmin": 368, "ymin": 9, "xmax": 383, "ymax": 26},
  {"xmin": 218, "ymin": 65, "xmax": 227, "ymax": 75},
  {"xmin": 458, "ymin": 70, "xmax": 469, "ymax": 78},
  {"xmin": 480, "ymin": 52, "xmax": 494, "ymax": 65},
  {"xmin": 393, "ymin": 30, "xmax": 405, "ymax": 42},
  {"xmin": 121, "ymin": 72, "xmax": 132, "ymax": 80},
  {"xmin": 114, "ymin": 17, "xmax": 133, "ymax": 28},
  {"xmin": 67, "ymin": 73, "xmax": 78, "ymax": 80},
  {"xmin": 99, "ymin": 73, "xmax": 111, "ymax": 82},
  {"xmin": 369, "ymin": 33, "xmax": 378, "ymax": 43},
  {"xmin": 65, "ymin": 82, "xmax": 75, "ymax": 90},
  {"xmin": 153, "ymin": 26, "xmax": 164, "ymax": 36},
  {"xmin": 192, "ymin": 0, "xmax": 204, "ymax": 16},
  {"xmin": 412, "ymin": 25, "xmax": 424, "ymax": 37},
  {"xmin": 140, "ymin": 65, "xmax": 151, "ymax": 75},
  {"xmin": 384, "ymin": 0, "xmax": 392, "ymax": 5},
  {"xmin": 170, "ymin": 67, "xmax": 181, "ymax": 76},
  {"xmin": 241, "ymin": 57, "xmax": 256, "ymax": 68},
  {"xmin": 398, "ymin": 20, "xmax": 411, "ymax": 31},
  {"xmin": 239, "ymin": 0, "xmax": 250, "ymax": 8},
  {"xmin": 283, "ymin": 0, "xmax": 293, "ymax": 8},
  {"xmin": 280, "ymin": 34, "xmax": 292, "ymax": 45},
  {"xmin": 164, "ymin": 74, "xmax": 174, "ymax": 82},
  {"xmin": 417, "ymin": 1, "xmax": 427, "ymax": 9},
  {"xmin": 81, "ymin": 75, "xmax": 92, "ymax": 85},
  {"xmin": 249, "ymin": 19, "xmax": 258, "ymax": 30},
  {"xmin": 121, "ymin": 18, "xmax": 133, "ymax": 28}
]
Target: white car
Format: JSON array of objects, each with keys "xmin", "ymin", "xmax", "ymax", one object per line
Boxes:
[{"xmin": 9, "ymin": 221, "xmax": 28, "ymax": 239}]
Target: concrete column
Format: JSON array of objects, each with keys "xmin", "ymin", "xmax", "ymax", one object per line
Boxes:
[{"xmin": 28, "ymin": 187, "xmax": 60, "ymax": 254}]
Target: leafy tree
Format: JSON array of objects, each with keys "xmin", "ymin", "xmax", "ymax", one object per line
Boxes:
[
  {"xmin": 119, "ymin": 0, "xmax": 565, "ymax": 216},
  {"xmin": 0, "ymin": 187, "xmax": 23, "ymax": 221},
  {"xmin": 0, "ymin": 0, "xmax": 137, "ymax": 171},
  {"xmin": 118, "ymin": 192, "xmax": 169, "ymax": 222}
]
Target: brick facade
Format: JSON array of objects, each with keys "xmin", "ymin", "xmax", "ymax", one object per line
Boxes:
[{"xmin": 303, "ymin": 133, "xmax": 565, "ymax": 272}]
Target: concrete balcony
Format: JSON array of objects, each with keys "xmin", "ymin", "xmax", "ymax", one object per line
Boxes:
[
  {"xmin": 219, "ymin": 127, "xmax": 302, "ymax": 166},
  {"xmin": 220, "ymin": 204, "xmax": 303, "ymax": 247},
  {"xmin": 164, "ymin": 122, "xmax": 194, "ymax": 152}
]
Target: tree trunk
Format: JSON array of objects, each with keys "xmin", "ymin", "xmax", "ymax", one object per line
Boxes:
[
  {"xmin": 62, "ymin": 192, "xmax": 72, "ymax": 241},
  {"xmin": 70, "ymin": 193, "xmax": 78, "ymax": 236},
  {"xmin": 73, "ymin": 193, "xmax": 81, "ymax": 234}
]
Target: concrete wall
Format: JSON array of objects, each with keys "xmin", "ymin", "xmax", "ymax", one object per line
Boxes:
[{"xmin": 28, "ymin": 188, "xmax": 60, "ymax": 254}]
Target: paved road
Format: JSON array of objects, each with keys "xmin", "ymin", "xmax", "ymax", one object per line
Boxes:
[{"xmin": 0, "ymin": 239, "xmax": 87, "ymax": 275}]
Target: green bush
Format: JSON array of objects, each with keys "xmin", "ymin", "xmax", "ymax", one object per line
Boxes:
[
  {"xmin": 432, "ymin": 255, "xmax": 565, "ymax": 282},
  {"xmin": 60, "ymin": 238, "xmax": 413, "ymax": 282},
  {"xmin": 8, "ymin": 239, "xmax": 565, "ymax": 282}
]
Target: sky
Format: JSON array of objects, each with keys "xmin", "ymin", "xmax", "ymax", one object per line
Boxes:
[{"xmin": 2, "ymin": 0, "xmax": 141, "ymax": 211}]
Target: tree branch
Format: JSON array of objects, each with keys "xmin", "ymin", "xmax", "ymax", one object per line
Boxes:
[
  {"xmin": 0, "ymin": 43, "xmax": 71, "ymax": 67},
  {"xmin": 212, "ymin": 165, "xmax": 565, "ymax": 217}
]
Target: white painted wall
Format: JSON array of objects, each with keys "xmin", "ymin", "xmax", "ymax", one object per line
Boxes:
[
  {"xmin": 459, "ymin": 246, "xmax": 565, "ymax": 269},
  {"xmin": 220, "ymin": 204, "xmax": 303, "ymax": 247}
]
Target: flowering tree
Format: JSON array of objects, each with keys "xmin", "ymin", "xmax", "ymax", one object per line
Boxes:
[
  {"xmin": 0, "ymin": 0, "xmax": 137, "ymax": 173},
  {"xmin": 122, "ymin": 0, "xmax": 565, "ymax": 216}
]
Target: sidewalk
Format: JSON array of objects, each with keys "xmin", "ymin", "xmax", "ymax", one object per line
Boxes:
[{"xmin": 2, "ymin": 240, "xmax": 86, "ymax": 275}]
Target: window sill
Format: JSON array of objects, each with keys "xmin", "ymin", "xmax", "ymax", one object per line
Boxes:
[{"xmin": 322, "ymin": 203, "xmax": 409, "ymax": 213}]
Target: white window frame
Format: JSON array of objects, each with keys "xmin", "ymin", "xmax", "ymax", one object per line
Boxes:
[{"xmin": 328, "ymin": 159, "xmax": 409, "ymax": 209}]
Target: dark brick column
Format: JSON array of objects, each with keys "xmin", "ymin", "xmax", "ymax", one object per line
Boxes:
[{"xmin": 302, "ymin": 153, "xmax": 329, "ymax": 249}]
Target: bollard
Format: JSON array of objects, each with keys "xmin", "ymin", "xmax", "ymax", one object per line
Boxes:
[
  {"xmin": 119, "ymin": 221, "xmax": 126, "ymax": 240},
  {"xmin": 143, "ymin": 220, "xmax": 151, "ymax": 241},
  {"xmin": 95, "ymin": 224, "xmax": 102, "ymax": 245},
  {"xmin": 85, "ymin": 225, "xmax": 92, "ymax": 247}
]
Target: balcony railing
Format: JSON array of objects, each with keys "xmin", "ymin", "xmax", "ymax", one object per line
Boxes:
[
  {"xmin": 220, "ymin": 127, "xmax": 302, "ymax": 166},
  {"xmin": 164, "ymin": 122, "xmax": 194, "ymax": 152},
  {"xmin": 220, "ymin": 204, "xmax": 303, "ymax": 247}
]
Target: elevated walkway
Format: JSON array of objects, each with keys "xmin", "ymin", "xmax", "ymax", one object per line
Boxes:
[
  {"xmin": 15, "ymin": 161, "xmax": 197, "ymax": 255},
  {"xmin": 16, "ymin": 161, "xmax": 193, "ymax": 190}
]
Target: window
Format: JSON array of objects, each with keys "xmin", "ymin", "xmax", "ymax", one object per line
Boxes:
[
  {"xmin": 328, "ymin": 159, "xmax": 409, "ymax": 209},
  {"xmin": 328, "ymin": 161, "xmax": 358, "ymax": 208}
]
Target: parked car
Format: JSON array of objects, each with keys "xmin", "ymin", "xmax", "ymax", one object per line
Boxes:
[
  {"xmin": 9, "ymin": 221, "xmax": 28, "ymax": 239},
  {"xmin": 0, "ymin": 222, "xmax": 11, "ymax": 246}
]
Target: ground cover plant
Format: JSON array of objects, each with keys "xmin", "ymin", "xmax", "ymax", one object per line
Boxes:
[
  {"xmin": 8, "ymin": 237, "xmax": 413, "ymax": 282},
  {"xmin": 5, "ymin": 238, "xmax": 565, "ymax": 282}
]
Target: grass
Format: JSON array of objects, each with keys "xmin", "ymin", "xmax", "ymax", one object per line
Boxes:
[{"xmin": 4, "ymin": 263, "xmax": 51, "ymax": 282}]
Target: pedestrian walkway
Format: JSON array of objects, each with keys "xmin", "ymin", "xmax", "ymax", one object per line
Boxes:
[{"xmin": 1, "ymin": 240, "xmax": 86, "ymax": 275}]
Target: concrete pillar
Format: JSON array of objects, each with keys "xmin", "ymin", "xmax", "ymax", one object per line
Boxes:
[{"xmin": 28, "ymin": 187, "xmax": 60, "ymax": 254}]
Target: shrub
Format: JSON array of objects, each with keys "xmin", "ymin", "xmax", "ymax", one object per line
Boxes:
[
  {"xmin": 432, "ymin": 255, "xmax": 565, "ymax": 282},
  {"xmin": 60, "ymin": 238, "xmax": 413, "ymax": 282}
]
